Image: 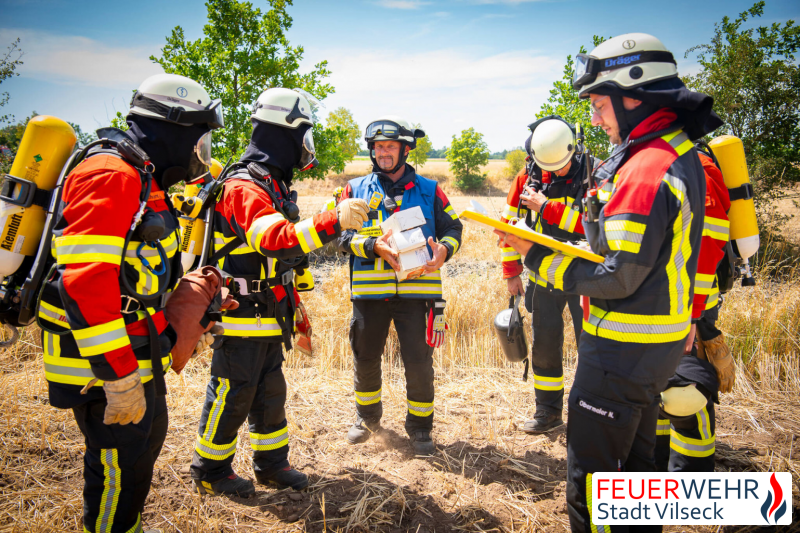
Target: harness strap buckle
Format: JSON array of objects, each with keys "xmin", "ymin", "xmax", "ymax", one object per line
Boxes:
[
  {"xmin": 233, "ymin": 277, "xmax": 249, "ymax": 296},
  {"xmin": 280, "ymin": 270, "xmax": 293, "ymax": 286},
  {"xmin": 121, "ymin": 295, "xmax": 142, "ymax": 314},
  {"xmin": 251, "ymin": 279, "xmax": 265, "ymax": 293}
]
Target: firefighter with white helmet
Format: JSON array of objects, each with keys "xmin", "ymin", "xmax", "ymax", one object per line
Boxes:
[
  {"xmin": 190, "ymin": 87, "xmax": 369, "ymax": 496},
  {"xmin": 337, "ymin": 115, "xmax": 463, "ymax": 455},
  {"xmin": 497, "ymin": 33, "xmax": 723, "ymax": 532},
  {"xmin": 38, "ymin": 72, "xmax": 223, "ymax": 533},
  {"xmin": 499, "ymin": 115, "xmax": 598, "ymax": 434}
]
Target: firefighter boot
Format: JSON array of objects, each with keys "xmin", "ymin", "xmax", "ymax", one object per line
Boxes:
[
  {"xmin": 193, "ymin": 473, "xmax": 256, "ymax": 498},
  {"xmin": 522, "ymin": 411, "xmax": 564, "ymax": 434},
  {"xmin": 409, "ymin": 430, "xmax": 435, "ymax": 455},
  {"xmin": 256, "ymin": 466, "xmax": 309, "ymax": 490},
  {"xmin": 347, "ymin": 416, "xmax": 382, "ymax": 444}
]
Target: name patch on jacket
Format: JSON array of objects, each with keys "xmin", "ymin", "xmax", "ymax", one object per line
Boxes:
[
  {"xmin": 358, "ymin": 225, "xmax": 383, "ymax": 237},
  {"xmin": 578, "ymin": 397, "xmax": 619, "ymax": 420}
]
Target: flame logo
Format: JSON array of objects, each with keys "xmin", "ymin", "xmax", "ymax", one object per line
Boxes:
[{"xmin": 760, "ymin": 473, "xmax": 787, "ymax": 524}]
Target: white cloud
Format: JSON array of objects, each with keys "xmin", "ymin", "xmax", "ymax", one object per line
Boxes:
[
  {"xmin": 0, "ymin": 28, "xmax": 163, "ymax": 89},
  {"xmin": 375, "ymin": 0, "xmax": 430, "ymax": 9},
  {"xmin": 305, "ymin": 47, "xmax": 562, "ymax": 150}
]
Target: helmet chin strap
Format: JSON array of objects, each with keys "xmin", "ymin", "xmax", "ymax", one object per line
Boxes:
[
  {"xmin": 370, "ymin": 143, "xmax": 409, "ymax": 175},
  {"xmin": 611, "ymin": 95, "xmax": 633, "ymax": 143}
]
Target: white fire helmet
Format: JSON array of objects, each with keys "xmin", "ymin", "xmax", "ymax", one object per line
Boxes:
[
  {"xmin": 129, "ymin": 73, "xmax": 223, "ymax": 129},
  {"xmin": 528, "ymin": 118, "xmax": 577, "ymax": 172},
  {"xmin": 251, "ymin": 87, "xmax": 314, "ymax": 129}
]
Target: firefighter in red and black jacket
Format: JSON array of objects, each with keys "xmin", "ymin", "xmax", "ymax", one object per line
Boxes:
[
  {"xmin": 190, "ymin": 88, "xmax": 369, "ymax": 497},
  {"xmin": 497, "ymin": 33, "xmax": 723, "ymax": 533},
  {"xmin": 656, "ymin": 150, "xmax": 733, "ymax": 473},
  {"xmin": 500, "ymin": 116, "xmax": 598, "ymax": 434},
  {"xmin": 39, "ymin": 73, "xmax": 223, "ymax": 533}
]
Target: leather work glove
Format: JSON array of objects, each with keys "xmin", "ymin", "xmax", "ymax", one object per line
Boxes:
[
  {"xmin": 426, "ymin": 299, "xmax": 448, "ymax": 348},
  {"xmin": 698, "ymin": 333, "xmax": 736, "ymax": 394},
  {"xmin": 102, "ymin": 370, "xmax": 146, "ymax": 425},
  {"xmin": 336, "ymin": 198, "xmax": 370, "ymax": 230},
  {"xmin": 194, "ymin": 324, "xmax": 225, "ymax": 356}
]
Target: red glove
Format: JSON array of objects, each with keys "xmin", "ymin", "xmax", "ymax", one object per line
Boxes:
[{"xmin": 426, "ymin": 299, "xmax": 448, "ymax": 348}]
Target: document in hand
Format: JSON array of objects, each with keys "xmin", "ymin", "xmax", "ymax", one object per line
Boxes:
[{"xmin": 461, "ymin": 200, "xmax": 605, "ymax": 264}]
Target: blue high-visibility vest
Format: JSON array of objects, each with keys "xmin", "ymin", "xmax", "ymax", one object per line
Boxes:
[{"xmin": 347, "ymin": 172, "xmax": 442, "ymax": 299}]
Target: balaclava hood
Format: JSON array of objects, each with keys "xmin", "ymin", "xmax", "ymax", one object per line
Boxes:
[
  {"xmin": 241, "ymin": 118, "xmax": 311, "ymax": 186},
  {"xmin": 126, "ymin": 115, "xmax": 210, "ymax": 190},
  {"xmin": 591, "ymin": 77, "xmax": 723, "ymax": 141}
]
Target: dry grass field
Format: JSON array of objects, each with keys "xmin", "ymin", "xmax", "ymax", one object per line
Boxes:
[{"xmin": 1, "ymin": 171, "xmax": 799, "ymax": 532}]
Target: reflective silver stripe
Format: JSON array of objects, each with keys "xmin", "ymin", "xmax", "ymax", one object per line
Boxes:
[
  {"xmin": 703, "ymin": 220, "xmax": 729, "ymax": 236},
  {"xmin": 139, "ymin": 264, "xmax": 153, "ymax": 295},
  {"xmin": 667, "ymin": 131, "xmax": 690, "ymax": 151},
  {"xmin": 356, "ymin": 391, "xmax": 381, "ymax": 402},
  {"xmin": 125, "ymin": 236, "xmax": 178, "ymax": 258},
  {"xmin": 204, "ymin": 379, "xmax": 229, "ymax": 441},
  {"xmin": 299, "ymin": 223, "xmax": 318, "ymax": 251},
  {"xmin": 98, "ymin": 449, "xmax": 119, "ymax": 532},
  {"xmin": 44, "ymin": 361, "xmax": 165, "ymax": 379},
  {"xmin": 695, "ymin": 278, "xmax": 715, "ymax": 289},
  {"xmin": 249, "ymin": 434, "xmax": 288, "ymax": 447},
  {"xmin": 57, "ymin": 243, "xmax": 123, "ymax": 256},
  {"xmin": 670, "ymin": 434, "xmax": 715, "ymax": 453},
  {"xmin": 39, "ymin": 305, "xmax": 66, "ymax": 324},
  {"xmin": 563, "ymin": 208, "xmax": 577, "ymax": 229},
  {"xmin": 195, "ymin": 439, "xmax": 237, "ymax": 458},
  {"xmin": 546, "ymin": 254, "xmax": 569, "ymax": 284},
  {"xmin": 586, "ymin": 313, "xmax": 688, "ymax": 335},
  {"xmin": 248, "ymin": 215, "xmax": 283, "ymax": 249},
  {"xmin": 408, "ymin": 403, "xmax": 433, "ymax": 414},
  {"xmin": 220, "ymin": 321, "xmax": 281, "ymax": 332},
  {"xmin": 698, "ymin": 408, "xmax": 711, "ymax": 440},
  {"xmin": 74, "ymin": 327, "xmax": 127, "ymax": 352},
  {"xmin": 501, "ymin": 249, "xmax": 520, "ymax": 258},
  {"xmin": 604, "ymin": 230, "xmax": 644, "ymax": 244}
]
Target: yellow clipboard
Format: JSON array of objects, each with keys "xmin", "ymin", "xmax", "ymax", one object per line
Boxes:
[{"xmin": 461, "ymin": 207, "xmax": 605, "ymax": 264}]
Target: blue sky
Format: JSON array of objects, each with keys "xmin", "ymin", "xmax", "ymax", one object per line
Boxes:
[{"xmin": 2, "ymin": 0, "xmax": 798, "ymax": 151}]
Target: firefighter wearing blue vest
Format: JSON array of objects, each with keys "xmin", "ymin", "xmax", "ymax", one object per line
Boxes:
[{"xmin": 338, "ymin": 116, "xmax": 462, "ymax": 455}]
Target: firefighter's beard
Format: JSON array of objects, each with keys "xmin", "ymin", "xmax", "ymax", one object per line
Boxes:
[{"xmin": 377, "ymin": 154, "xmax": 396, "ymax": 171}]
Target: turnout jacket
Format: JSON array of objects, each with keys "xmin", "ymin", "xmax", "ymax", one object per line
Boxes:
[
  {"xmin": 41, "ymin": 153, "xmax": 180, "ymax": 407},
  {"xmin": 337, "ymin": 165, "xmax": 462, "ymax": 299},
  {"xmin": 500, "ymin": 154, "xmax": 595, "ymax": 283},
  {"xmin": 213, "ymin": 168, "xmax": 340, "ymax": 341},
  {"xmin": 522, "ymin": 109, "xmax": 706, "ymax": 352},
  {"xmin": 693, "ymin": 153, "xmax": 731, "ymax": 319}
]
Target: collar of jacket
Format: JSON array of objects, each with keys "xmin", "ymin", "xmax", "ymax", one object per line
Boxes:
[
  {"xmin": 626, "ymin": 108, "xmax": 678, "ymax": 145},
  {"xmin": 376, "ymin": 164, "xmax": 415, "ymax": 195}
]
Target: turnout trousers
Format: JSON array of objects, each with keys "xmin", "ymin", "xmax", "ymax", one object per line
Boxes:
[
  {"xmin": 191, "ymin": 339, "xmax": 289, "ymax": 482},
  {"xmin": 566, "ymin": 334, "xmax": 683, "ymax": 533},
  {"xmin": 655, "ymin": 305, "xmax": 721, "ymax": 473},
  {"xmin": 525, "ymin": 282, "xmax": 582, "ymax": 415},
  {"xmin": 74, "ymin": 382, "xmax": 168, "ymax": 533},
  {"xmin": 349, "ymin": 298, "xmax": 435, "ymax": 434}
]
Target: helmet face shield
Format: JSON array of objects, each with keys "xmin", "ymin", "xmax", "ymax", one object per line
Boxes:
[
  {"xmin": 297, "ymin": 128, "xmax": 318, "ymax": 172},
  {"xmin": 206, "ymin": 99, "xmax": 224, "ymax": 130},
  {"xmin": 572, "ymin": 50, "xmax": 677, "ymax": 92},
  {"xmin": 365, "ymin": 120, "xmax": 403, "ymax": 141},
  {"xmin": 573, "ymin": 54, "xmax": 597, "ymax": 91},
  {"xmin": 130, "ymin": 92, "xmax": 225, "ymax": 129},
  {"xmin": 194, "ymin": 131, "xmax": 213, "ymax": 166}
]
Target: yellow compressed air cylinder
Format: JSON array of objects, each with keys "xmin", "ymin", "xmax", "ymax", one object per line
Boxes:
[
  {"xmin": 708, "ymin": 135, "xmax": 760, "ymax": 260},
  {"xmin": 0, "ymin": 116, "xmax": 76, "ymax": 279},
  {"xmin": 177, "ymin": 158, "xmax": 222, "ymax": 272}
]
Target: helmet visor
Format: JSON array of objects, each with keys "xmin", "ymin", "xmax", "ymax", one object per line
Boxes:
[
  {"xmin": 206, "ymin": 99, "xmax": 224, "ymax": 130},
  {"xmin": 365, "ymin": 120, "xmax": 403, "ymax": 141},
  {"xmin": 297, "ymin": 128, "xmax": 318, "ymax": 172},
  {"xmin": 572, "ymin": 54, "xmax": 598, "ymax": 90},
  {"xmin": 194, "ymin": 131, "xmax": 213, "ymax": 166}
]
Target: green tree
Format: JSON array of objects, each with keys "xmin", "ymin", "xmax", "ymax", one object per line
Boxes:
[
  {"xmin": 408, "ymin": 123, "xmax": 432, "ymax": 170},
  {"xmin": 504, "ymin": 149, "xmax": 526, "ymax": 177},
  {"xmin": 537, "ymin": 36, "xmax": 609, "ymax": 159},
  {"xmin": 151, "ymin": 0, "xmax": 340, "ymax": 178},
  {"xmin": 68, "ymin": 122, "xmax": 98, "ymax": 147},
  {"xmin": 1, "ymin": 38, "xmax": 24, "ymax": 125},
  {"xmin": 446, "ymin": 127, "xmax": 489, "ymax": 191},
  {"xmin": 684, "ymin": 1, "xmax": 800, "ymax": 199},
  {"xmin": 326, "ymin": 107, "xmax": 360, "ymax": 161},
  {"xmin": 0, "ymin": 112, "xmax": 34, "ymax": 174}
]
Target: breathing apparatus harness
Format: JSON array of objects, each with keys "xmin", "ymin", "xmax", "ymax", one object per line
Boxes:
[
  {"xmin": 33, "ymin": 129, "xmax": 183, "ymax": 395},
  {"xmin": 198, "ymin": 161, "xmax": 306, "ymax": 350}
]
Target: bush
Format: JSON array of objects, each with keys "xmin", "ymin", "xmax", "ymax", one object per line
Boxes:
[
  {"xmin": 446, "ymin": 127, "xmax": 489, "ymax": 191},
  {"xmin": 504, "ymin": 149, "xmax": 526, "ymax": 177}
]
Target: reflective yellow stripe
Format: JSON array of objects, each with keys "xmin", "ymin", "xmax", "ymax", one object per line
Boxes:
[
  {"xmin": 502, "ymin": 205, "xmax": 522, "ymax": 219},
  {"xmin": 220, "ymin": 316, "xmax": 284, "ymax": 337},
  {"xmin": 705, "ymin": 290, "xmax": 719, "ymax": 310},
  {"xmin": 213, "ymin": 232, "xmax": 251, "ymax": 256},
  {"xmin": 350, "ymin": 234, "xmax": 369, "ymax": 259},
  {"xmin": 54, "ymin": 234, "xmax": 125, "ymax": 266},
  {"xmin": 355, "ymin": 388, "xmax": 381, "ymax": 406},
  {"xmin": 527, "ymin": 270, "xmax": 549, "ymax": 288},
  {"xmin": 195, "ymin": 434, "xmax": 238, "ymax": 460},
  {"xmin": 203, "ymin": 378, "xmax": 230, "ymax": 442},
  {"xmin": 583, "ymin": 305, "xmax": 691, "ymax": 344},
  {"xmin": 250, "ymin": 427, "xmax": 289, "ymax": 451},
  {"xmin": 96, "ymin": 449, "xmax": 121, "ymax": 533},
  {"xmin": 72, "ymin": 318, "xmax": 130, "ymax": 357},
  {"xmin": 440, "ymin": 236, "xmax": 460, "ymax": 255},
  {"xmin": 397, "ymin": 272, "xmax": 443, "ymax": 297},
  {"xmin": 532, "ymin": 374, "xmax": 564, "ymax": 391},
  {"xmin": 670, "ymin": 429, "xmax": 715, "ymax": 458},
  {"xmin": 604, "ymin": 219, "xmax": 646, "ymax": 254},
  {"xmin": 246, "ymin": 212, "xmax": 286, "ymax": 251},
  {"xmin": 694, "ymin": 273, "xmax": 717, "ymax": 295},
  {"xmin": 444, "ymin": 204, "xmax": 458, "ymax": 220},
  {"xmin": 538, "ymin": 252, "xmax": 573, "ymax": 291},
  {"xmin": 43, "ymin": 354, "xmax": 172, "ymax": 387},
  {"xmin": 294, "ymin": 217, "xmax": 324, "ymax": 253},
  {"xmin": 558, "ymin": 206, "xmax": 580, "ymax": 233},
  {"xmin": 656, "ymin": 418, "xmax": 671, "ymax": 436},
  {"xmin": 407, "ymin": 399, "xmax": 434, "ymax": 417},
  {"xmin": 663, "ymin": 173, "xmax": 693, "ymax": 317},
  {"xmin": 38, "ymin": 301, "xmax": 69, "ymax": 328},
  {"xmin": 703, "ymin": 216, "xmax": 730, "ymax": 241},
  {"xmin": 662, "ymin": 130, "xmax": 693, "ymax": 157},
  {"xmin": 502, "ymin": 247, "xmax": 521, "ymax": 262},
  {"xmin": 587, "ymin": 473, "xmax": 610, "ymax": 533},
  {"xmin": 124, "ymin": 232, "xmax": 178, "ymax": 259}
]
